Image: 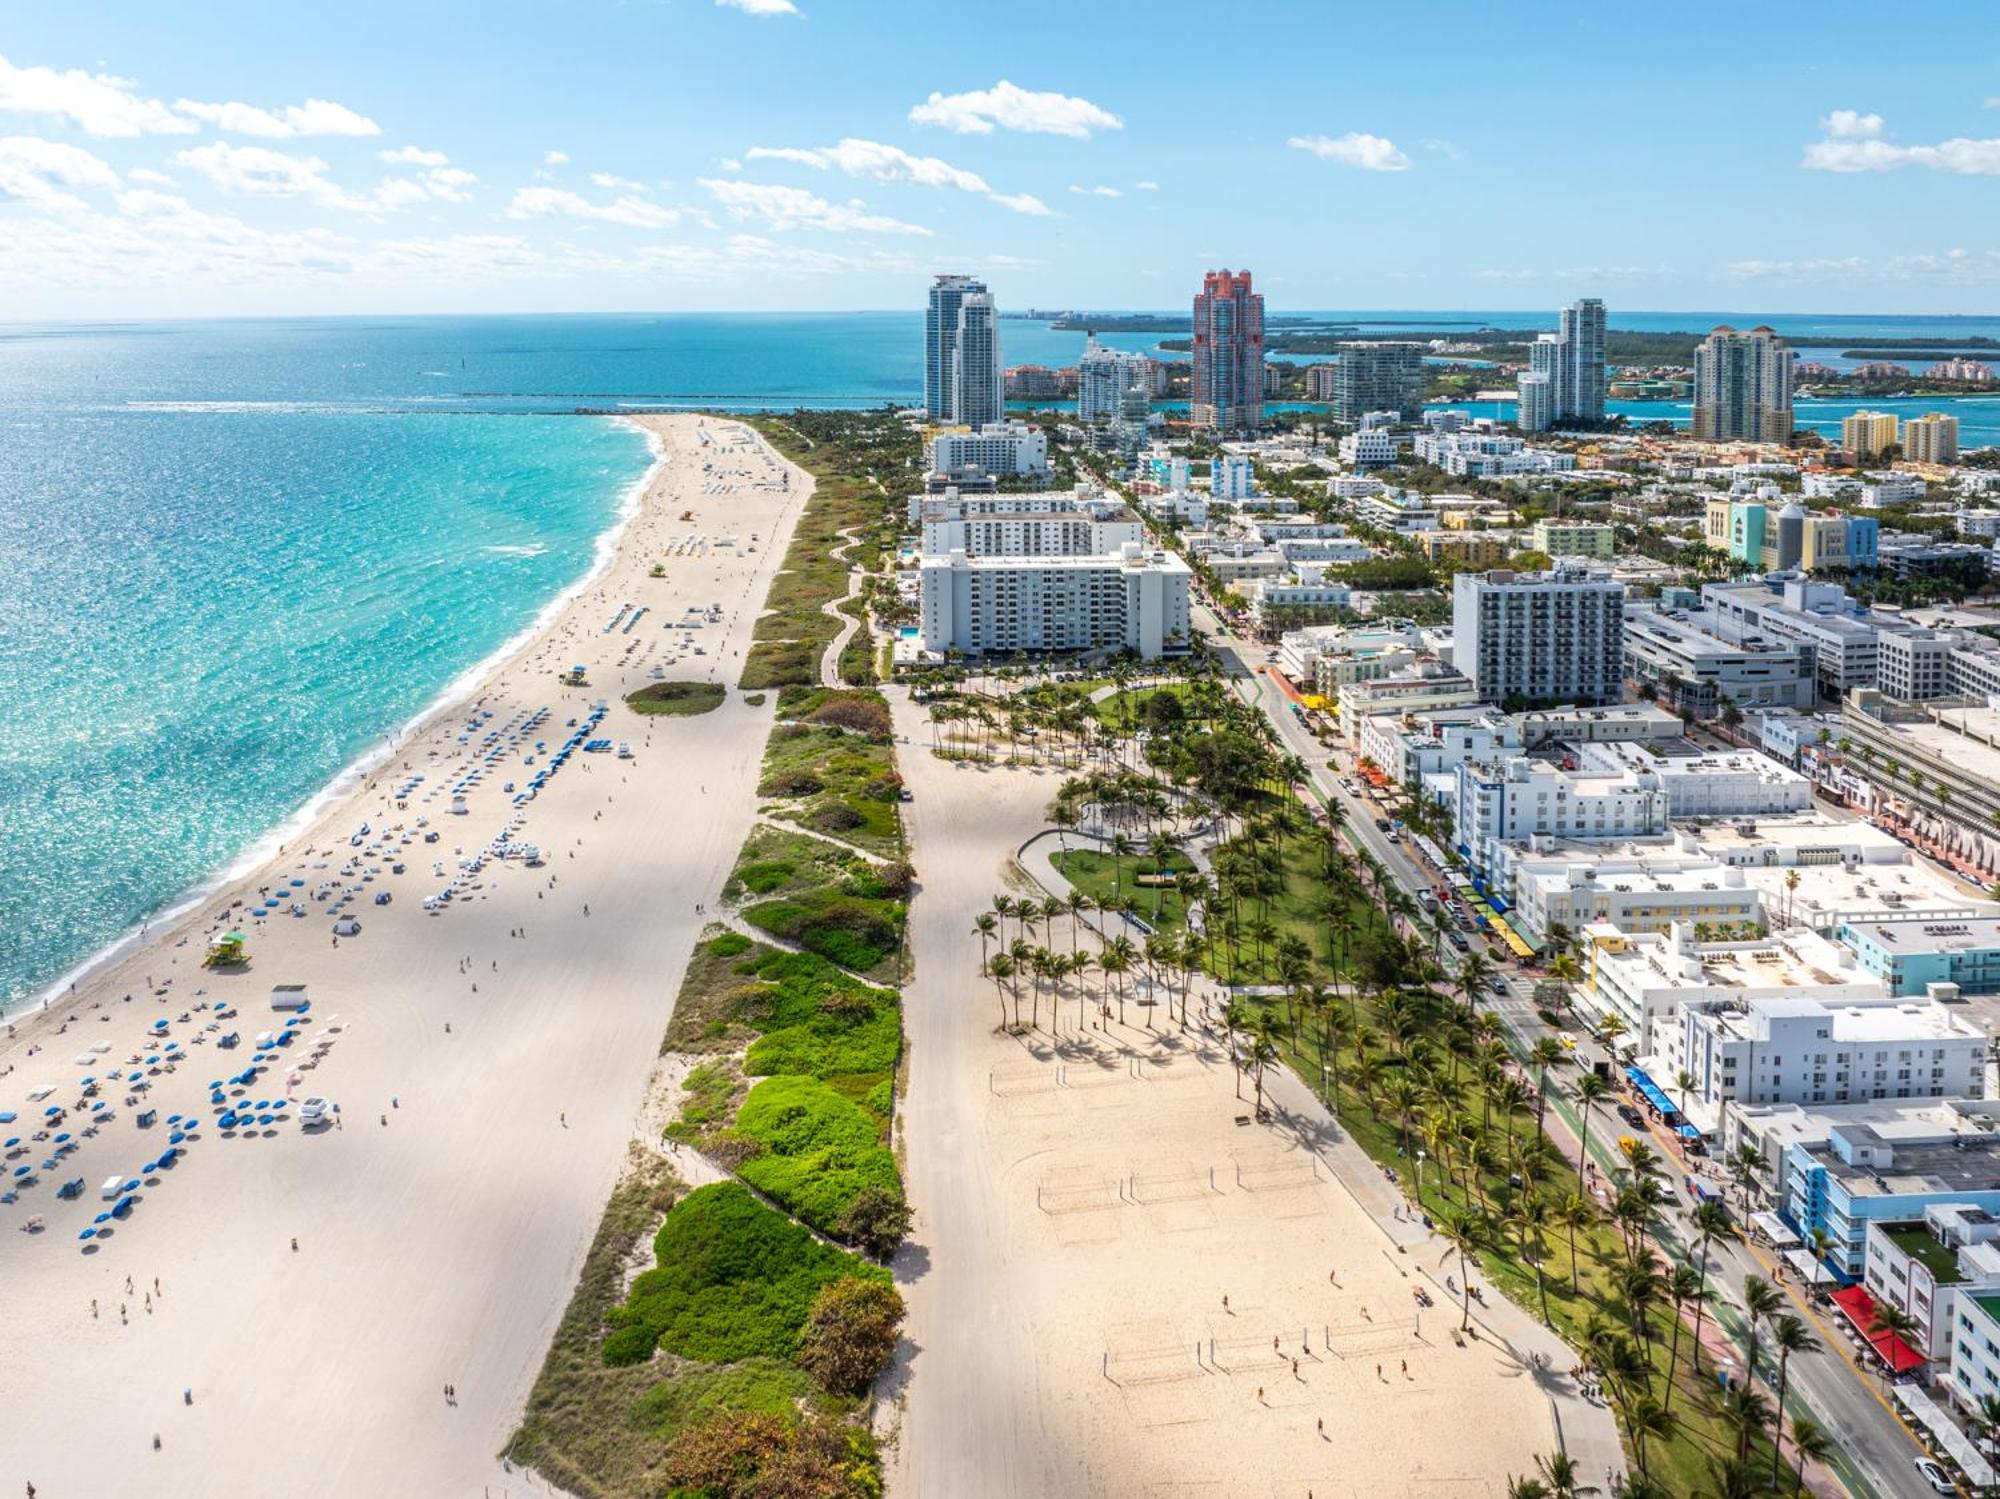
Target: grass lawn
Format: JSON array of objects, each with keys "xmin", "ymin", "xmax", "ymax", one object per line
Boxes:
[
  {"xmin": 1049, "ymin": 847, "xmax": 1197, "ymax": 930},
  {"xmin": 623, "ymin": 680, "xmax": 727, "ymax": 717}
]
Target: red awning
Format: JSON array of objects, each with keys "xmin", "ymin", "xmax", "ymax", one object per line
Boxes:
[{"xmin": 1832, "ymin": 1284, "xmax": 1927, "ymax": 1374}]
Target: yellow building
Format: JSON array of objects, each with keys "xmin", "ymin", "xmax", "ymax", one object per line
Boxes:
[
  {"xmin": 1703, "ymin": 496, "xmax": 1734, "ymax": 551},
  {"xmin": 1904, "ymin": 411, "xmax": 1960, "ymax": 465},
  {"xmin": 1841, "ymin": 409, "xmax": 1899, "ymax": 460},
  {"xmin": 1419, "ymin": 530, "xmax": 1506, "ymax": 565}
]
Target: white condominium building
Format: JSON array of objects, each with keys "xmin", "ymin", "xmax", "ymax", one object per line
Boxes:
[
  {"xmin": 1077, "ymin": 336, "xmax": 1152, "ymax": 425},
  {"xmin": 929, "ymin": 422, "xmax": 1049, "ymax": 478},
  {"xmin": 920, "ymin": 510, "xmax": 1142, "ymax": 558},
  {"xmin": 1452, "ymin": 566, "xmax": 1626, "ymax": 706},
  {"xmin": 1452, "ymin": 754, "xmax": 1669, "ymax": 878},
  {"xmin": 918, "ymin": 543, "xmax": 1192, "ymax": 659}
]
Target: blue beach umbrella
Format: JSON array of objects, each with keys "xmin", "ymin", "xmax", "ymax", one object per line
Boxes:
[{"xmin": 78, "ymin": 1228, "xmax": 95, "ymax": 1241}]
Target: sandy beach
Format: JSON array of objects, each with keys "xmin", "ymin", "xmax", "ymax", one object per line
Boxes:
[
  {"xmin": 0, "ymin": 414, "xmax": 808, "ymax": 1498},
  {"xmin": 886, "ymin": 687, "xmax": 1602, "ymax": 1498}
]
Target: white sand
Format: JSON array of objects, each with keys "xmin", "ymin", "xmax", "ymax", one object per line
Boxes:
[
  {"xmin": 0, "ymin": 415, "xmax": 808, "ymax": 1498},
  {"xmin": 888, "ymin": 688, "xmax": 1560, "ymax": 1498}
]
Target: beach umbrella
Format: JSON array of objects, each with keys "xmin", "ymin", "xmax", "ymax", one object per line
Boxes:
[
  {"xmin": 54, "ymin": 1133, "xmax": 69, "ymax": 1143},
  {"xmin": 92, "ymin": 1212, "xmax": 110, "ymax": 1224},
  {"xmin": 3, "ymin": 1139, "xmax": 17, "ymax": 1148},
  {"xmin": 0, "ymin": 1113, "xmax": 13, "ymax": 1123},
  {"xmin": 13, "ymin": 1166, "xmax": 28, "ymax": 1177},
  {"xmin": 78, "ymin": 1228, "xmax": 95, "ymax": 1241},
  {"xmin": 44, "ymin": 1105, "xmax": 61, "ymax": 1116}
]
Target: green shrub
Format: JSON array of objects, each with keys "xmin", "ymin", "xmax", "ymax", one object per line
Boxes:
[
  {"xmin": 708, "ymin": 932, "xmax": 752, "ymax": 959},
  {"xmin": 734, "ymin": 860, "xmax": 795, "ymax": 895},
  {"xmin": 626, "ymin": 681, "xmax": 728, "ymax": 717},
  {"xmin": 613, "ymin": 1182, "xmax": 886, "ymax": 1365},
  {"xmin": 746, "ymin": 1005, "xmax": 900, "ymax": 1081},
  {"xmin": 734, "ymin": 1078, "xmax": 902, "ymax": 1239},
  {"xmin": 601, "ymin": 1322, "xmax": 659, "ymax": 1367},
  {"xmin": 863, "ymin": 1078, "xmax": 894, "ymax": 1119},
  {"xmin": 796, "ymin": 1277, "xmax": 906, "ymax": 1394}
]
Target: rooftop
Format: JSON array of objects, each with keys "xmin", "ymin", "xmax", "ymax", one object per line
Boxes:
[
  {"xmin": 1842, "ymin": 914, "xmax": 2000, "ymax": 955},
  {"xmin": 1880, "ymin": 1222, "xmax": 1966, "ymax": 1285},
  {"xmin": 1809, "ymin": 1129, "xmax": 2000, "ymax": 1199}
]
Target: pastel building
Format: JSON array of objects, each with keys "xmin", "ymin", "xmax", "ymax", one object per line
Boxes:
[{"xmin": 1838, "ymin": 913, "xmax": 2000, "ymax": 998}]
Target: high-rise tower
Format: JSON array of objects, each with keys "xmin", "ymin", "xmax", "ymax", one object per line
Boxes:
[{"xmin": 1190, "ymin": 269, "xmax": 1265, "ymax": 432}]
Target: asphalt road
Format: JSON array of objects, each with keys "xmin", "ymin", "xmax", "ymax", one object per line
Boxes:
[{"xmin": 1193, "ymin": 599, "xmax": 1937, "ymax": 1499}]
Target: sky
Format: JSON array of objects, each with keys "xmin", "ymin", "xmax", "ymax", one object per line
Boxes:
[{"xmin": 5, "ymin": 0, "xmax": 2000, "ymax": 318}]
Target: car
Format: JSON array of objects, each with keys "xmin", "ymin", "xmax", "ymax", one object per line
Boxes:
[
  {"xmin": 1558, "ymin": 1032, "xmax": 1578, "ymax": 1050},
  {"xmin": 1449, "ymin": 933, "xmax": 1470, "ymax": 952},
  {"xmin": 298, "ymin": 1097, "xmax": 330, "ymax": 1127},
  {"xmin": 1374, "ymin": 818, "xmax": 1391, "ymax": 832},
  {"xmin": 1490, "ymin": 976, "xmax": 1510, "ymax": 996},
  {"xmin": 1616, "ymin": 1103, "xmax": 1646, "ymax": 1129},
  {"xmin": 897, "ymin": 787, "xmax": 913, "ymax": 802},
  {"xmin": 1915, "ymin": 1459, "xmax": 1955, "ymax": 1495}
]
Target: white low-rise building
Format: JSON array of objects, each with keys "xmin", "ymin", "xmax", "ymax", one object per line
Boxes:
[
  {"xmin": 1584, "ymin": 922, "xmax": 1884, "ymax": 1055},
  {"xmin": 1340, "ymin": 429, "xmax": 1402, "ymax": 469},
  {"xmin": 1352, "ymin": 489, "xmax": 1441, "ymax": 532},
  {"xmin": 1453, "ymin": 754, "xmax": 1670, "ymax": 878},
  {"xmin": 1670, "ymin": 991, "xmax": 1987, "ymax": 1112},
  {"xmin": 929, "ymin": 421, "xmax": 1049, "ymax": 478},
  {"xmin": 1511, "ymin": 857, "xmax": 1763, "ymax": 950},
  {"xmin": 1574, "ymin": 740, "xmax": 1814, "ymax": 818},
  {"xmin": 918, "ymin": 543, "xmax": 1192, "ymax": 659}
]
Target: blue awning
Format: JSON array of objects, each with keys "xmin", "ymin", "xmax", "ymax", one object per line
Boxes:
[{"xmin": 1624, "ymin": 1064, "xmax": 1681, "ymax": 1121}]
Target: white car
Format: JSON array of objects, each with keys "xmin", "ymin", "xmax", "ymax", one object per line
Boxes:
[
  {"xmin": 298, "ymin": 1097, "xmax": 330, "ymax": 1128},
  {"xmin": 1915, "ymin": 1459, "xmax": 1956, "ymax": 1495}
]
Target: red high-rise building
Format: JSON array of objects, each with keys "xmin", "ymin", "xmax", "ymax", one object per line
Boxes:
[{"xmin": 1191, "ymin": 269, "xmax": 1265, "ymax": 432}]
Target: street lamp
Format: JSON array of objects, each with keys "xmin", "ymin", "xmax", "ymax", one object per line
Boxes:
[{"xmin": 1415, "ymin": 1147, "xmax": 1427, "ymax": 1205}]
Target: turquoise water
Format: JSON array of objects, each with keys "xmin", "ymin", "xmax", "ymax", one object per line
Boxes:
[
  {"xmin": 7, "ymin": 308, "xmax": 2000, "ymax": 1012},
  {"xmin": 0, "ymin": 374, "xmax": 652, "ymax": 1011}
]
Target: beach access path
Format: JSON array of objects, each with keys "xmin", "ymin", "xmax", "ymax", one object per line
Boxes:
[
  {"xmin": 885, "ymin": 684, "xmax": 1570, "ymax": 1499},
  {"xmin": 0, "ymin": 415, "xmax": 809, "ymax": 1499}
]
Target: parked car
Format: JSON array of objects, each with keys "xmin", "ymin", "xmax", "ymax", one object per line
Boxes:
[
  {"xmin": 1915, "ymin": 1459, "xmax": 1955, "ymax": 1495},
  {"xmin": 1616, "ymin": 1103, "xmax": 1646, "ymax": 1129}
]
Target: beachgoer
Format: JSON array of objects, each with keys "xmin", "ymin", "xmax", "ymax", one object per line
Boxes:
[
  {"xmin": 291, "ymin": 1237, "xmax": 298, "ymax": 1252},
  {"xmin": 1400, "ymin": 1359, "xmax": 1408, "ymax": 1377},
  {"xmin": 183, "ymin": 1388, "xmax": 192, "ymax": 1405}
]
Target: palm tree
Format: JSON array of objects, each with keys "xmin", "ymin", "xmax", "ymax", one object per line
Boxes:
[
  {"xmin": 1741, "ymin": 1274, "xmax": 1784, "ymax": 1387},
  {"xmin": 1507, "ymin": 1481, "xmax": 1551, "ymax": 1499},
  {"xmin": 1703, "ymin": 1455, "xmax": 1764, "ymax": 1499},
  {"xmin": 1572, "ymin": 1071, "xmax": 1612, "ymax": 1183},
  {"xmin": 972, "ymin": 912, "xmax": 997, "ymax": 975},
  {"xmin": 1619, "ymin": 1394, "xmax": 1675, "ymax": 1477},
  {"xmin": 1975, "ymin": 1392, "xmax": 2000, "ymax": 1477},
  {"xmin": 1786, "ymin": 1416, "xmax": 1832, "ymax": 1495},
  {"xmin": 1527, "ymin": 1036, "xmax": 1566, "ymax": 1142},
  {"xmin": 1687, "ymin": 1200, "xmax": 1732, "ymax": 1375},
  {"xmin": 1662, "ymin": 1265, "xmax": 1703, "ymax": 1410},
  {"xmin": 1247, "ymin": 1023, "xmax": 1280, "ymax": 1118},
  {"xmin": 1553, "ymin": 1192, "xmax": 1592, "ymax": 1292},
  {"xmin": 1870, "ymin": 1301, "xmax": 1922, "ymax": 1387},
  {"xmin": 1719, "ymin": 1385, "xmax": 1773, "ymax": 1463},
  {"xmin": 1438, "ymin": 1206, "xmax": 1491, "ymax": 1331},
  {"xmin": 1767, "ymin": 1315, "xmax": 1821, "ymax": 1485},
  {"xmin": 1535, "ymin": 1451, "xmax": 1599, "ymax": 1499},
  {"xmin": 987, "ymin": 952, "xmax": 1015, "ymax": 1025}
]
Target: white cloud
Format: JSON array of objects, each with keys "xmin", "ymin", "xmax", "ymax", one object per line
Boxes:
[
  {"xmin": 1728, "ymin": 249, "xmax": 2000, "ymax": 283},
  {"xmin": 748, "ymin": 138, "xmax": 987, "ymax": 193},
  {"xmin": 986, "ymin": 191, "xmax": 1051, "ymax": 216},
  {"xmin": 589, "ymin": 171, "xmax": 645, "ymax": 191},
  {"xmin": 1287, "ymin": 132, "xmax": 1411, "ymax": 171},
  {"xmin": 173, "ymin": 96, "xmax": 379, "ymax": 139},
  {"xmin": 699, "ymin": 178, "xmax": 931, "ymax": 235},
  {"xmin": 174, "ymin": 140, "xmax": 451, "ymax": 213},
  {"xmin": 543, "ymin": 150, "xmax": 569, "ymax": 166},
  {"xmin": 716, "ymin": 0, "xmax": 799, "ymax": 13},
  {"xmin": 1820, "ymin": 109, "xmax": 1884, "ymax": 140},
  {"xmin": 173, "ymin": 141, "xmax": 367, "ymax": 209},
  {"xmin": 0, "ymin": 135, "xmax": 120, "ymax": 211},
  {"xmin": 127, "ymin": 166, "xmax": 175, "ymax": 186},
  {"xmin": 381, "ymin": 145, "xmax": 450, "ymax": 167},
  {"xmin": 1804, "ymin": 124, "xmax": 2000, "ymax": 174},
  {"xmin": 909, "ymin": 80, "xmax": 1121, "ymax": 139},
  {"xmin": 1133, "ymin": 180, "xmax": 1159, "ymax": 191},
  {"xmin": 718, "ymin": 157, "xmax": 743, "ymax": 172},
  {"xmin": 0, "ymin": 53, "xmax": 193, "ymax": 137},
  {"xmin": 505, "ymin": 185, "xmax": 678, "ymax": 228},
  {"xmin": 1068, "ymin": 183, "xmax": 1121, "ymax": 198},
  {"xmin": 744, "ymin": 137, "xmax": 1048, "ymax": 215}
]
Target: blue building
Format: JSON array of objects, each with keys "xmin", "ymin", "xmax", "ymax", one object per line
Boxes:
[
  {"xmin": 1785, "ymin": 1122, "xmax": 2000, "ymax": 1280},
  {"xmin": 1837, "ymin": 913, "xmax": 2000, "ymax": 997}
]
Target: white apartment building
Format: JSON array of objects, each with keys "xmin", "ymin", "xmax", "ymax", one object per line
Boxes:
[
  {"xmin": 1330, "ymin": 475, "xmax": 1387, "ymax": 499},
  {"xmin": 920, "ymin": 510, "xmax": 1144, "ymax": 558},
  {"xmin": 1339, "ymin": 429, "xmax": 1402, "ymax": 470},
  {"xmin": 1278, "ymin": 620, "xmax": 1424, "ymax": 682},
  {"xmin": 1958, "ymin": 511, "xmax": 2000, "ymax": 541},
  {"xmin": 1210, "ymin": 454, "xmax": 1256, "ymax": 500},
  {"xmin": 1137, "ymin": 491, "xmax": 1209, "ymax": 527},
  {"xmin": 1574, "ymin": 740, "xmax": 1813, "ymax": 818},
  {"xmin": 1584, "ymin": 922, "xmax": 1884, "ymax": 1055},
  {"xmin": 1356, "ymin": 707, "xmax": 1524, "ymax": 790},
  {"xmin": 1452, "ymin": 566, "xmax": 1626, "ymax": 706},
  {"xmin": 1077, "ymin": 336, "xmax": 1152, "ymax": 425},
  {"xmin": 918, "ymin": 543, "xmax": 1192, "ymax": 659},
  {"xmin": 1352, "ymin": 490, "xmax": 1440, "ymax": 531},
  {"xmin": 1415, "ymin": 430, "xmax": 1579, "ymax": 478},
  {"xmin": 1275, "ymin": 537, "xmax": 1375, "ymax": 566},
  {"xmin": 1452, "ymin": 754, "xmax": 1670, "ymax": 878},
  {"xmin": 1860, "ymin": 473, "xmax": 1928, "ymax": 508},
  {"xmin": 929, "ymin": 422, "xmax": 1049, "ymax": 478},
  {"xmin": 1511, "ymin": 859, "xmax": 1762, "ymax": 950},
  {"xmin": 1333, "ymin": 668, "xmax": 1480, "ymax": 738},
  {"xmin": 1671, "ymin": 992, "xmax": 1986, "ymax": 1112}
]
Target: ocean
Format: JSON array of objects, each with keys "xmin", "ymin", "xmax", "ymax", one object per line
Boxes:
[{"xmin": 3, "ymin": 309, "xmax": 1997, "ymax": 1010}]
